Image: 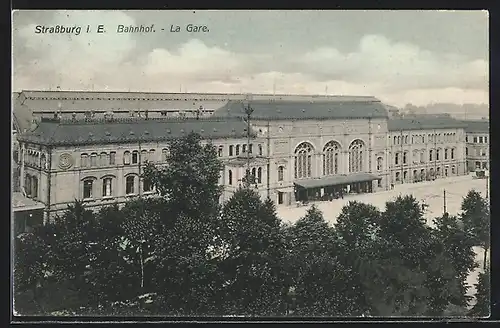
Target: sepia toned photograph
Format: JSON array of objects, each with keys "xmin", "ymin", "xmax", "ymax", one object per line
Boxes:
[{"xmin": 11, "ymin": 10, "xmax": 490, "ymax": 319}]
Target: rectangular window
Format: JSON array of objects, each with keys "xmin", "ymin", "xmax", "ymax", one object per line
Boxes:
[
  {"xmin": 484, "ymin": 136, "xmax": 488, "ymax": 144},
  {"xmin": 132, "ymin": 151, "xmax": 139, "ymax": 164},
  {"xmin": 83, "ymin": 180, "xmax": 93, "ymax": 199},
  {"xmin": 249, "ymin": 144, "xmax": 253, "ymax": 154},
  {"xmin": 466, "ymin": 136, "xmax": 469, "ymax": 143},
  {"xmin": 90, "ymin": 154, "xmax": 97, "ymax": 167},
  {"xmin": 102, "ymin": 178, "xmax": 112, "ymax": 197},
  {"xmin": 473, "ymin": 137, "xmax": 478, "ymax": 143},
  {"xmin": 109, "ymin": 152, "xmax": 116, "ymax": 165},
  {"xmin": 229, "ymin": 145, "xmax": 234, "ymax": 156},
  {"xmin": 479, "ymin": 136, "xmax": 483, "ymax": 143},
  {"xmin": 126, "ymin": 176, "xmax": 135, "ymax": 194}
]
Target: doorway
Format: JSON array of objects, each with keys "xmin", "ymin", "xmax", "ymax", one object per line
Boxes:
[{"xmin": 278, "ymin": 192, "xmax": 284, "ymax": 205}]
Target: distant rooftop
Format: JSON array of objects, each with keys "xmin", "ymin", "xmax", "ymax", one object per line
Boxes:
[
  {"xmin": 215, "ymin": 99, "xmax": 388, "ymax": 120},
  {"xmin": 17, "ymin": 117, "xmax": 253, "ymax": 146},
  {"xmin": 388, "ymin": 115, "xmax": 467, "ymax": 131}
]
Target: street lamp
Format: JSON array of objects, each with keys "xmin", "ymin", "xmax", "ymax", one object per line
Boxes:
[{"xmin": 242, "ymin": 94, "xmax": 255, "ymax": 188}]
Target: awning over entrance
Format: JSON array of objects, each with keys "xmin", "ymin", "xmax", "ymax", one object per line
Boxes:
[{"xmin": 294, "ymin": 173, "xmax": 381, "ymax": 189}]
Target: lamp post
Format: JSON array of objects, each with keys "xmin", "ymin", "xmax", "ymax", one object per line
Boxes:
[{"xmin": 242, "ymin": 95, "xmax": 254, "ymax": 188}]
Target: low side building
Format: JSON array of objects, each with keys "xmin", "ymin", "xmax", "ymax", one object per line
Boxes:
[{"xmin": 12, "ymin": 192, "xmax": 45, "ymax": 235}]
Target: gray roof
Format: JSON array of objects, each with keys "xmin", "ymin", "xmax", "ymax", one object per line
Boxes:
[
  {"xmin": 461, "ymin": 120, "xmax": 489, "ymax": 133},
  {"xmin": 295, "ymin": 173, "xmax": 381, "ymax": 189},
  {"xmin": 388, "ymin": 116, "xmax": 467, "ymax": 131},
  {"xmin": 12, "ymin": 95, "xmax": 34, "ymax": 133},
  {"xmin": 214, "ymin": 99, "xmax": 388, "ymax": 120},
  {"xmin": 17, "ymin": 117, "xmax": 252, "ymax": 146}
]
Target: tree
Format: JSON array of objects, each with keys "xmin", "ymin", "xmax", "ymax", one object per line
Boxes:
[
  {"xmin": 334, "ymin": 201, "xmax": 382, "ymax": 315},
  {"xmin": 460, "ymin": 190, "xmax": 490, "ymax": 270},
  {"xmin": 142, "ymin": 132, "xmax": 225, "ymax": 315},
  {"xmin": 218, "ymin": 188, "xmax": 288, "ymax": 316},
  {"xmin": 47, "ymin": 201, "xmax": 99, "ymax": 309},
  {"xmin": 469, "ymin": 267, "xmax": 490, "ymax": 317},
  {"xmin": 13, "ymin": 226, "xmax": 52, "ymax": 313},
  {"xmin": 431, "ymin": 213, "xmax": 478, "ymax": 310},
  {"xmin": 375, "ymin": 196, "xmax": 435, "ymax": 315},
  {"xmin": 287, "ymin": 205, "xmax": 349, "ymax": 316}
]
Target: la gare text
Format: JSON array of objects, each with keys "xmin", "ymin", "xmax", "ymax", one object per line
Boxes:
[{"xmin": 116, "ymin": 24, "xmax": 210, "ymax": 33}]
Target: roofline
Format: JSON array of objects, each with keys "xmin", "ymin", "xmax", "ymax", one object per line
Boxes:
[
  {"xmin": 387, "ymin": 125, "xmax": 467, "ymax": 131},
  {"xmin": 18, "ymin": 89, "xmax": 378, "ymax": 98},
  {"xmin": 17, "ymin": 133, "xmax": 256, "ymax": 147}
]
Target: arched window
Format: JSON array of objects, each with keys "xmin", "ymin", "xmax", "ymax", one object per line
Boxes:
[
  {"xmin": 412, "ymin": 150, "xmax": 419, "ymax": 164},
  {"xmin": 452, "ymin": 165, "xmax": 456, "ymax": 174},
  {"xmin": 395, "ymin": 171, "xmax": 400, "ymax": 182},
  {"xmin": 323, "ymin": 141, "xmax": 340, "ymax": 175},
  {"xmin": 420, "ymin": 150, "xmax": 425, "ymax": 163},
  {"xmin": 100, "ymin": 152, "xmax": 108, "ymax": 166},
  {"xmin": 102, "ymin": 177, "xmax": 112, "ymax": 197},
  {"xmin": 123, "ymin": 151, "xmax": 131, "ymax": 165},
  {"xmin": 405, "ymin": 136, "xmax": 408, "ymax": 144},
  {"xmin": 132, "ymin": 151, "xmax": 139, "ymax": 164},
  {"xmin": 81, "ymin": 153, "xmax": 89, "ymax": 167},
  {"xmin": 395, "ymin": 152, "xmax": 400, "ymax": 165},
  {"xmin": 218, "ymin": 146, "xmax": 223, "ymax": 157},
  {"xmin": 403, "ymin": 151, "xmax": 408, "ymax": 164},
  {"xmin": 397, "ymin": 136, "xmax": 401, "ymax": 144},
  {"xmin": 83, "ymin": 178, "xmax": 94, "ymax": 199},
  {"xmin": 393, "ymin": 136, "xmax": 397, "ymax": 145},
  {"xmin": 257, "ymin": 167, "xmax": 262, "ymax": 184},
  {"xmin": 429, "ymin": 149, "xmax": 433, "ymax": 162},
  {"xmin": 294, "ymin": 142, "xmax": 313, "ymax": 179},
  {"xmin": 229, "ymin": 145, "xmax": 234, "ymax": 156},
  {"xmin": 451, "ymin": 148, "xmax": 455, "ymax": 159},
  {"xmin": 125, "ymin": 175, "xmax": 136, "ymax": 195},
  {"xmin": 251, "ymin": 167, "xmax": 256, "ymax": 180},
  {"xmin": 90, "ymin": 153, "xmax": 98, "ymax": 167},
  {"xmin": 444, "ymin": 148, "xmax": 448, "ymax": 160},
  {"xmin": 349, "ymin": 140, "xmax": 365, "ymax": 173},
  {"xmin": 278, "ymin": 166, "xmax": 284, "ymax": 181},
  {"xmin": 149, "ymin": 149, "xmax": 156, "ymax": 162},
  {"xmin": 141, "ymin": 150, "xmax": 148, "ymax": 163},
  {"xmin": 376, "ymin": 157, "xmax": 383, "ymax": 171},
  {"xmin": 258, "ymin": 144, "xmax": 263, "ymax": 156},
  {"xmin": 236, "ymin": 145, "xmax": 240, "ymax": 156},
  {"xmin": 436, "ymin": 149, "xmax": 440, "ymax": 161},
  {"xmin": 228, "ymin": 169, "xmax": 233, "ymax": 185}
]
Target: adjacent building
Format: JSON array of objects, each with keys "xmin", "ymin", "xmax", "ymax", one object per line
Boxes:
[
  {"xmin": 14, "ymin": 93, "xmax": 473, "ymax": 222},
  {"xmin": 463, "ymin": 120, "xmax": 489, "ymax": 171}
]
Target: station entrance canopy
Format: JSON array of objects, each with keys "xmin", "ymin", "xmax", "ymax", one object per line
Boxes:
[{"xmin": 294, "ymin": 173, "xmax": 380, "ymax": 189}]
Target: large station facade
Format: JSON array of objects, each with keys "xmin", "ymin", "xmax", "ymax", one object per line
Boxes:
[{"xmin": 13, "ymin": 91, "xmax": 485, "ymax": 221}]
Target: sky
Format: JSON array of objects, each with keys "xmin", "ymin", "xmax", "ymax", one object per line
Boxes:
[{"xmin": 12, "ymin": 10, "xmax": 489, "ymax": 107}]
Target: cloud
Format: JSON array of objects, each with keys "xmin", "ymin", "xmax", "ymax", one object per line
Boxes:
[
  {"xmin": 12, "ymin": 12, "xmax": 488, "ymax": 107},
  {"xmin": 293, "ymin": 35, "xmax": 488, "ymax": 91}
]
